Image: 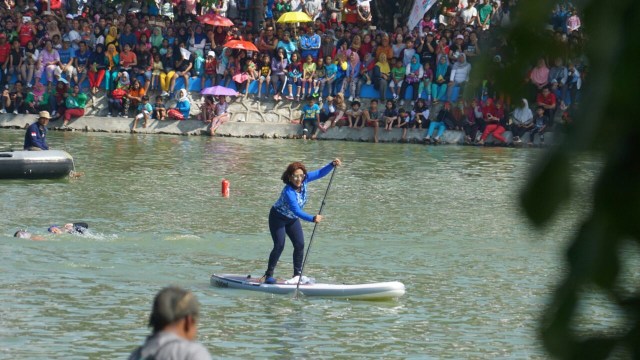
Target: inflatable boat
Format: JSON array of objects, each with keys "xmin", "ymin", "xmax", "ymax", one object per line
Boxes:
[{"xmin": 0, "ymin": 150, "xmax": 74, "ymax": 179}]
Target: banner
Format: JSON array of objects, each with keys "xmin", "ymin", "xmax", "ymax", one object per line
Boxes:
[{"xmin": 407, "ymin": 0, "xmax": 438, "ymax": 31}]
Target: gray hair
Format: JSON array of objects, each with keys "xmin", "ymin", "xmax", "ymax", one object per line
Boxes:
[{"xmin": 148, "ymin": 287, "xmax": 200, "ymax": 333}]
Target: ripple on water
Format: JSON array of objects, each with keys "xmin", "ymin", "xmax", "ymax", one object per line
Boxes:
[{"xmin": 0, "ymin": 131, "xmax": 603, "ymax": 359}]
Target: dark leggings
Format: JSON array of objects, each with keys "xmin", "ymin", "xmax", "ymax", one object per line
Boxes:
[{"xmin": 266, "ymin": 207, "xmax": 305, "ymax": 277}]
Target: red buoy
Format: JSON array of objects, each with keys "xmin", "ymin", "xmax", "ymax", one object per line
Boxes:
[{"xmin": 221, "ymin": 179, "xmax": 230, "ymax": 197}]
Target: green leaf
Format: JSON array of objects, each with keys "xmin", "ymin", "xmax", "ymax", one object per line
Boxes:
[{"xmin": 520, "ymin": 150, "xmax": 572, "ymax": 226}]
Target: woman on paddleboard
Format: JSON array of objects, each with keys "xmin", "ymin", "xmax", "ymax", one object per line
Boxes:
[{"xmin": 264, "ymin": 159, "xmax": 342, "ymax": 284}]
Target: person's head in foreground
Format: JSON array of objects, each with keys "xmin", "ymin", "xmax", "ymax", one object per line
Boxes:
[
  {"xmin": 130, "ymin": 286, "xmax": 211, "ymax": 360},
  {"xmin": 148, "ymin": 286, "xmax": 200, "ymax": 339}
]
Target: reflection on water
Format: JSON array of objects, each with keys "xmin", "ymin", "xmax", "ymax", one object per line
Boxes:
[{"xmin": 0, "ymin": 129, "xmax": 603, "ymax": 358}]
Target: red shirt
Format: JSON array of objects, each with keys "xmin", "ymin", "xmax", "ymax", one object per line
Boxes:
[
  {"xmin": 536, "ymin": 92, "xmax": 556, "ymax": 108},
  {"xmin": 358, "ymin": 42, "xmax": 372, "ymax": 59},
  {"xmin": 205, "ymin": 59, "xmax": 217, "ymax": 75},
  {"xmin": 344, "ymin": 4, "xmax": 358, "ymax": 24},
  {"xmin": 134, "ymin": 28, "xmax": 151, "ymax": 42},
  {"xmin": 0, "ymin": 42, "xmax": 10, "ymax": 63},
  {"xmin": 18, "ymin": 24, "xmax": 35, "ymax": 47}
]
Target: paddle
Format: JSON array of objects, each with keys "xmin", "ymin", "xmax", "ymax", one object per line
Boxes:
[{"xmin": 294, "ymin": 165, "xmax": 337, "ymax": 299}]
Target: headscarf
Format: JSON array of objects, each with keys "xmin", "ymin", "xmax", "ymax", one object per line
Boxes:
[
  {"xmin": 334, "ymin": 92, "xmax": 346, "ymax": 111},
  {"xmin": 409, "ymin": 53, "xmax": 421, "ymax": 73},
  {"xmin": 90, "ymin": 43, "xmax": 107, "ymax": 68},
  {"xmin": 482, "ymin": 98, "xmax": 497, "ymax": 118},
  {"xmin": 375, "ymin": 53, "xmax": 390, "ymax": 75},
  {"xmin": 452, "ymin": 53, "xmax": 468, "ymax": 70},
  {"xmin": 435, "ymin": 54, "xmax": 449, "ymax": 80},
  {"xmin": 192, "ymin": 26, "xmax": 206, "ymax": 46},
  {"xmin": 106, "ymin": 44, "xmax": 118, "ymax": 70},
  {"xmin": 347, "ymin": 53, "xmax": 360, "ymax": 77},
  {"xmin": 117, "ymin": 71, "xmax": 130, "ymax": 88},
  {"xmin": 513, "ymin": 99, "xmax": 533, "ymax": 125},
  {"xmin": 150, "ymin": 27, "xmax": 164, "ymax": 48},
  {"xmin": 106, "ymin": 26, "xmax": 119, "ymax": 48},
  {"xmin": 32, "ymin": 82, "xmax": 45, "ymax": 102},
  {"xmin": 177, "ymin": 89, "xmax": 189, "ymax": 102}
]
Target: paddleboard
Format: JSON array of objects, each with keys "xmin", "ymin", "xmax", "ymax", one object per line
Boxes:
[{"xmin": 210, "ymin": 274, "xmax": 405, "ymax": 300}]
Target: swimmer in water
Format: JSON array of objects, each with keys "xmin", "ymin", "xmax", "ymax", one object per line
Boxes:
[
  {"xmin": 13, "ymin": 230, "xmax": 45, "ymax": 241},
  {"xmin": 47, "ymin": 222, "xmax": 89, "ymax": 235}
]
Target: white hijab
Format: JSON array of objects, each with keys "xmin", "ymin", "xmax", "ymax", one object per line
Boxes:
[
  {"xmin": 513, "ymin": 98, "xmax": 533, "ymax": 125},
  {"xmin": 177, "ymin": 89, "xmax": 189, "ymax": 103}
]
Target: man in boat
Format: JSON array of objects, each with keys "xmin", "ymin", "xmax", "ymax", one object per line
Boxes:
[
  {"xmin": 23, "ymin": 111, "xmax": 51, "ymax": 151},
  {"xmin": 129, "ymin": 287, "xmax": 212, "ymax": 360}
]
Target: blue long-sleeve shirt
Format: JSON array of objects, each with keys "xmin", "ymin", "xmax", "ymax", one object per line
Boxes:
[
  {"xmin": 273, "ymin": 162, "xmax": 335, "ymax": 222},
  {"xmin": 176, "ymin": 99, "xmax": 191, "ymax": 119},
  {"xmin": 23, "ymin": 122, "xmax": 49, "ymax": 150}
]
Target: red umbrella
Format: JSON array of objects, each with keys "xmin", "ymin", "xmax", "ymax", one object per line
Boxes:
[
  {"xmin": 223, "ymin": 40, "xmax": 259, "ymax": 52},
  {"xmin": 197, "ymin": 14, "xmax": 234, "ymax": 27}
]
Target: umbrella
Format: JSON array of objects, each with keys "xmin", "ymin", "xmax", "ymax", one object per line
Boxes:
[
  {"xmin": 223, "ymin": 40, "xmax": 259, "ymax": 52},
  {"xmin": 201, "ymin": 86, "xmax": 239, "ymax": 96},
  {"xmin": 276, "ymin": 12, "xmax": 313, "ymax": 37},
  {"xmin": 197, "ymin": 14, "xmax": 234, "ymax": 27},
  {"xmin": 276, "ymin": 11, "xmax": 313, "ymax": 24}
]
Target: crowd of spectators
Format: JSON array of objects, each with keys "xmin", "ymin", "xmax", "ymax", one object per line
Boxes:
[{"xmin": 0, "ymin": 0, "xmax": 586, "ymax": 142}]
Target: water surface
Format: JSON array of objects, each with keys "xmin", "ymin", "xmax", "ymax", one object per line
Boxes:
[{"xmin": 0, "ymin": 130, "xmax": 603, "ymax": 359}]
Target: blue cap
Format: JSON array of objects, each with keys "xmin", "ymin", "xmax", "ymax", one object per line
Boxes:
[{"xmin": 48, "ymin": 225, "xmax": 60, "ymax": 233}]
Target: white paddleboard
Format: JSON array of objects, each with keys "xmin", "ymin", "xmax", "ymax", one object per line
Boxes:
[{"xmin": 211, "ymin": 274, "xmax": 405, "ymax": 300}]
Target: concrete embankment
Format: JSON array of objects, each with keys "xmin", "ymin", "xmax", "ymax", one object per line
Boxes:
[
  {"xmin": 0, "ymin": 96, "xmax": 546, "ymax": 145},
  {"xmin": 0, "ymin": 113, "xmax": 471, "ymax": 143}
]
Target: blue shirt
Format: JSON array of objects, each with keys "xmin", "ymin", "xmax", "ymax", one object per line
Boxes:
[
  {"xmin": 301, "ymin": 104, "xmax": 320, "ymax": 120},
  {"xmin": 138, "ymin": 102, "xmax": 153, "ymax": 112},
  {"xmin": 273, "ymin": 162, "xmax": 335, "ymax": 222},
  {"xmin": 120, "ymin": 33, "xmax": 138, "ymax": 49},
  {"xmin": 176, "ymin": 99, "xmax": 191, "ymax": 119},
  {"xmin": 76, "ymin": 49, "xmax": 92, "ymax": 66},
  {"xmin": 265, "ymin": 0, "xmax": 275, "ymax": 19},
  {"xmin": 325, "ymin": 63, "xmax": 337, "ymax": 78},
  {"xmin": 24, "ymin": 122, "xmax": 48, "ymax": 150},
  {"xmin": 300, "ymin": 34, "xmax": 321, "ymax": 50},
  {"xmin": 58, "ymin": 47, "xmax": 75, "ymax": 65}
]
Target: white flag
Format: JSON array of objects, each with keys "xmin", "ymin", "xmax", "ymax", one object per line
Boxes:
[
  {"xmin": 180, "ymin": 47, "xmax": 191, "ymax": 60},
  {"xmin": 407, "ymin": 0, "xmax": 438, "ymax": 31}
]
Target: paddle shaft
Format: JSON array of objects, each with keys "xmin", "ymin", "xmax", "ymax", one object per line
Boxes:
[{"xmin": 295, "ymin": 166, "xmax": 337, "ymax": 298}]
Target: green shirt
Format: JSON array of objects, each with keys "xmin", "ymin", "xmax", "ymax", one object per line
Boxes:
[
  {"xmin": 479, "ymin": 4, "xmax": 493, "ymax": 25},
  {"xmin": 66, "ymin": 92, "xmax": 88, "ymax": 109},
  {"xmin": 392, "ymin": 66, "xmax": 405, "ymax": 82},
  {"xmin": 38, "ymin": 92, "xmax": 52, "ymax": 107},
  {"xmin": 75, "ymin": 93, "xmax": 88, "ymax": 108}
]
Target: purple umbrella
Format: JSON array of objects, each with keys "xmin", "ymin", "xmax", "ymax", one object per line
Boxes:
[{"xmin": 201, "ymin": 86, "xmax": 239, "ymax": 96}]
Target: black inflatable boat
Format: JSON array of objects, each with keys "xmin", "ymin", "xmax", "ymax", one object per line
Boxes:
[{"xmin": 0, "ymin": 150, "xmax": 74, "ymax": 179}]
